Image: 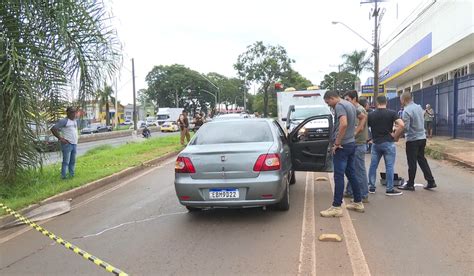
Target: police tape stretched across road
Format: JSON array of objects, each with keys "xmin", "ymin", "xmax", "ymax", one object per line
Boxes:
[{"xmin": 0, "ymin": 203, "xmax": 128, "ymax": 276}]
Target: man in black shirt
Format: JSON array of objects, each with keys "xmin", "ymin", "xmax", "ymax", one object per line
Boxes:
[{"xmin": 367, "ymin": 96, "xmax": 405, "ymax": 196}]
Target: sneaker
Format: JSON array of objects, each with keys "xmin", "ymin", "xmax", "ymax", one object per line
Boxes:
[
  {"xmin": 346, "ymin": 202, "xmax": 365, "ymax": 213},
  {"xmin": 343, "ymin": 193, "xmax": 353, "ymax": 198},
  {"xmin": 398, "ymin": 184, "xmax": 415, "ymax": 191},
  {"xmin": 320, "ymin": 206, "xmax": 343, "ymax": 217},
  {"xmin": 369, "ymin": 187, "xmax": 376, "ymax": 194},
  {"xmin": 362, "ymin": 197, "xmax": 369, "ymax": 203},
  {"xmin": 424, "ymin": 183, "xmax": 437, "ymax": 190},
  {"xmin": 385, "ymin": 189, "xmax": 403, "ymax": 196}
]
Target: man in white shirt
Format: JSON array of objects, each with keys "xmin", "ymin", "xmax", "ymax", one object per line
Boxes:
[{"xmin": 51, "ymin": 107, "xmax": 79, "ymax": 179}]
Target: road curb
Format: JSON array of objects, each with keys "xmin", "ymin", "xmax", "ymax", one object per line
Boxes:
[{"xmin": 0, "ymin": 150, "xmax": 181, "ymax": 227}]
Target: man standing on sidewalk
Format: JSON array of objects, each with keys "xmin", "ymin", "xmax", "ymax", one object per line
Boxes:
[
  {"xmin": 343, "ymin": 90, "xmax": 369, "ymax": 203},
  {"xmin": 367, "ymin": 96, "xmax": 405, "ymax": 196},
  {"xmin": 321, "ymin": 91, "xmax": 364, "ymax": 217},
  {"xmin": 51, "ymin": 107, "xmax": 78, "ymax": 179},
  {"xmin": 399, "ymin": 92, "xmax": 437, "ymax": 191}
]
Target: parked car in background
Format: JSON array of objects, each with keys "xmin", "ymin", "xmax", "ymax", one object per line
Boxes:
[
  {"xmin": 213, "ymin": 113, "xmax": 249, "ymax": 121},
  {"xmin": 122, "ymin": 120, "xmax": 132, "ymax": 126},
  {"xmin": 146, "ymin": 117, "xmax": 159, "ymax": 127},
  {"xmin": 161, "ymin": 121, "xmax": 179, "ymax": 132},
  {"xmin": 285, "ymin": 105, "xmax": 332, "ymax": 132},
  {"xmin": 35, "ymin": 134, "xmax": 60, "ymax": 152},
  {"xmin": 458, "ymin": 108, "xmax": 474, "ymax": 128},
  {"xmin": 129, "ymin": 120, "xmax": 146, "ymax": 129},
  {"xmin": 81, "ymin": 123, "xmax": 112, "ymax": 134},
  {"xmin": 174, "ymin": 116, "xmax": 333, "ymax": 212}
]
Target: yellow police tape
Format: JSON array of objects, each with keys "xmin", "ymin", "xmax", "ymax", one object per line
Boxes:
[{"xmin": 0, "ymin": 203, "xmax": 128, "ymax": 276}]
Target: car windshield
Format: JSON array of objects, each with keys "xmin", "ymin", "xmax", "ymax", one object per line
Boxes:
[
  {"xmin": 291, "ymin": 106, "xmax": 330, "ymax": 120},
  {"xmin": 88, "ymin": 123, "xmax": 101, "ymax": 128},
  {"xmin": 157, "ymin": 115, "xmax": 169, "ymax": 120},
  {"xmin": 192, "ymin": 121, "xmax": 273, "ymax": 145}
]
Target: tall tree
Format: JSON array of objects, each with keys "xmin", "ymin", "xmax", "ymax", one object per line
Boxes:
[
  {"xmin": 342, "ymin": 50, "xmax": 373, "ymax": 78},
  {"xmin": 234, "ymin": 41, "xmax": 294, "ymax": 117},
  {"xmin": 145, "ymin": 64, "xmax": 214, "ymax": 111},
  {"xmin": 320, "ymin": 71, "xmax": 358, "ymax": 96},
  {"xmin": 97, "ymin": 85, "xmax": 115, "ymax": 126},
  {"xmin": 280, "ymin": 69, "xmax": 313, "ymax": 90},
  {"xmin": 0, "ymin": 0, "xmax": 121, "ymax": 182}
]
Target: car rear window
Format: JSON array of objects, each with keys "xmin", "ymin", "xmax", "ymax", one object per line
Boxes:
[{"xmin": 192, "ymin": 121, "xmax": 273, "ymax": 145}]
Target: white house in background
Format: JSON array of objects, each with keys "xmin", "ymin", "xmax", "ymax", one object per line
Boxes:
[{"xmin": 379, "ymin": 0, "xmax": 474, "ymax": 94}]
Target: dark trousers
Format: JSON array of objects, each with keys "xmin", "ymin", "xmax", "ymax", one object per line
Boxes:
[{"xmin": 405, "ymin": 139, "xmax": 435, "ymax": 186}]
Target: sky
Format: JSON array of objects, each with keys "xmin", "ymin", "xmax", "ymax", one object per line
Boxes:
[{"xmin": 107, "ymin": 0, "xmax": 427, "ymax": 105}]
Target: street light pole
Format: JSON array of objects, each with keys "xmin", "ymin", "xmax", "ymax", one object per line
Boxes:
[
  {"xmin": 198, "ymin": 74, "xmax": 220, "ymax": 111},
  {"xmin": 199, "ymin": 89, "xmax": 218, "ymax": 110},
  {"xmin": 373, "ymin": 0, "xmax": 380, "ymax": 100}
]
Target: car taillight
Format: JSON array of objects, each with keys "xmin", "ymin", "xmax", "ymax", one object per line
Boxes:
[
  {"xmin": 253, "ymin": 154, "xmax": 281, "ymax": 171},
  {"xmin": 175, "ymin": 157, "xmax": 196, "ymax": 173}
]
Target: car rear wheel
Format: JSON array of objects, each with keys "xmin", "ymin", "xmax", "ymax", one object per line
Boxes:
[
  {"xmin": 186, "ymin": 206, "xmax": 201, "ymax": 212},
  {"xmin": 276, "ymin": 182, "xmax": 290, "ymax": 211},
  {"xmin": 289, "ymin": 170, "xmax": 296, "ymax": 185}
]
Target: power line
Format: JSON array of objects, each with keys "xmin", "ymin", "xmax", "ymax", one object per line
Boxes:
[{"xmin": 381, "ymin": 0, "xmax": 436, "ymax": 49}]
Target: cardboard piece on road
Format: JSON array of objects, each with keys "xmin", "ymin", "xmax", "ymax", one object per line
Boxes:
[
  {"xmin": 318, "ymin": 233, "xmax": 343, "ymax": 242},
  {"xmin": 0, "ymin": 200, "xmax": 71, "ymax": 229},
  {"xmin": 315, "ymin": 177, "xmax": 328, "ymax": 181}
]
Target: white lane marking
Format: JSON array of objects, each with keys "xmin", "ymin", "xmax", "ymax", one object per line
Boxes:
[
  {"xmin": 0, "ymin": 157, "xmax": 176, "ymax": 245},
  {"xmin": 74, "ymin": 211, "xmax": 187, "ymax": 239},
  {"xmin": 328, "ymin": 173, "xmax": 371, "ymax": 276},
  {"xmin": 298, "ymin": 172, "xmax": 316, "ymax": 276}
]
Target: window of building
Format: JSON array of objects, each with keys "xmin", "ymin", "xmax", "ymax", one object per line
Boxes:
[
  {"xmin": 435, "ymin": 73, "xmax": 448, "ymax": 84},
  {"xmin": 423, "ymin": 79, "xmax": 433, "ymax": 88},
  {"xmin": 450, "ymin": 65, "xmax": 468, "ymax": 79},
  {"xmin": 412, "ymin": 83, "xmax": 421, "ymax": 92},
  {"xmin": 404, "ymin": 87, "xmax": 411, "ymax": 93},
  {"xmin": 469, "ymin": 63, "xmax": 474, "ymax": 75}
]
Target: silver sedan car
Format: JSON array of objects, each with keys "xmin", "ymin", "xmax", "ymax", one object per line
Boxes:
[{"xmin": 174, "ymin": 117, "xmax": 333, "ymax": 212}]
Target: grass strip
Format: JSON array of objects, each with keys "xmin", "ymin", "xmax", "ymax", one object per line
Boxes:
[{"xmin": 0, "ymin": 135, "xmax": 182, "ymax": 214}]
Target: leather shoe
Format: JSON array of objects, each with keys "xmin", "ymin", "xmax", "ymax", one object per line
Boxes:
[
  {"xmin": 424, "ymin": 183, "xmax": 437, "ymax": 190},
  {"xmin": 398, "ymin": 184, "xmax": 415, "ymax": 191}
]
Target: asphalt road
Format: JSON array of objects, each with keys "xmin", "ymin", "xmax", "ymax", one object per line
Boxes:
[
  {"xmin": 1, "ymin": 144, "xmax": 473, "ymax": 275},
  {"xmin": 43, "ymin": 131, "xmax": 176, "ymax": 165}
]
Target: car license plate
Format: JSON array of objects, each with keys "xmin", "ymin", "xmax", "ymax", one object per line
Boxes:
[{"xmin": 209, "ymin": 189, "xmax": 239, "ymax": 199}]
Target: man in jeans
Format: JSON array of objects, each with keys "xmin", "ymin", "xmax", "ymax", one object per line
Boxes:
[
  {"xmin": 321, "ymin": 91, "xmax": 364, "ymax": 217},
  {"xmin": 51, "ymin": 107, "xmax": 78, "ymax": 179},
  {"xmin": 399, "ymin": 92, "xmax": 437, "ymax": 191},
  {"xmin": 343, "ymin": 91, "xmax": 369, "ymax": 203},
  {"xmin": 368, "ymin": 96, "xmax": 405, "ymax": 196}
]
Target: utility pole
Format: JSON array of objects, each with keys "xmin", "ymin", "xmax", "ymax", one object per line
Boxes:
[
  {"xmin": 114, "ymin": 76, "xmax": 118, "ymax": 130},
  {"xmin": 373, "ymin": 0, "xmax": 380, "ymax": 100},
  {"xmin": 243, "ymin": 78, "xmax": 247, "ymax": 112},
  {"xmin": 132, "ymin": 58, "xmax": 137, "ymax": 131}
]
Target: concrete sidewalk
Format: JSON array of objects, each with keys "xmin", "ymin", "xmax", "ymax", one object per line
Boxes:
[{"xmin": 416, "ymin": 137, "xmax": 473, "ymax": 169}]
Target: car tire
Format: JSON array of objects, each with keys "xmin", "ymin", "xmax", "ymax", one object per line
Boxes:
[
  {"xmin": 186, "ymin": 206, "xmax": 201, "ymax": 212},
  {"xmin": 276, "ymin": 182, "xmax": 290, "ymax": 211},
  {"xmin": 289, "ymin": 170, "xmax": 296, "ymax": 185}
]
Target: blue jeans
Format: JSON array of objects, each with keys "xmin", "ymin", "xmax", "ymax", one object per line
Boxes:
[
  {"xmin": 333, "ymin": 142, "xmax": 361, "ymax": 207},
  {"xmin": 345, "ymin": 144, "xmax": 369, "ymax": 199},
  {"xmin": 368, "ymin": 142, "xmax": 396, "ymax": 191},
  {"xmin": 61, "ymin": 143, "xmax": 77, "ymax": 179}
]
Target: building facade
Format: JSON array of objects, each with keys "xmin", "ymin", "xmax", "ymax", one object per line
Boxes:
[{"xmin": 379, "ymin": 0, "xmax": 473, "ymax": 93}]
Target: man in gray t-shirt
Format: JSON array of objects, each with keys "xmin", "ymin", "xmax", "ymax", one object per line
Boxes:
[
  {"xmin": 51, "ymin": 107, "xmax": 78, "ymax": 179},
  {"xmin": 320, "ymin": 91, "xmax": 364, "ymax": 218}
]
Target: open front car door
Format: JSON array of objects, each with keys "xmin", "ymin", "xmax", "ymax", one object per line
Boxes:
[{"xmin": 288, "ymin": 115, "xmax": 333, "ymax": 172}]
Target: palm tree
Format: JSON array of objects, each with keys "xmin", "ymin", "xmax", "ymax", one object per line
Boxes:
[
  {"xmin": 342, "ymin": 50, "xmax": 373, "ymax": 78},
  {"xmin": 97, "ymin": 85, "xmax": 116, "ymax": 126},
  {"xmin": 0, "ymin": 0, "xmax": 121, "ymax": 182}
]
